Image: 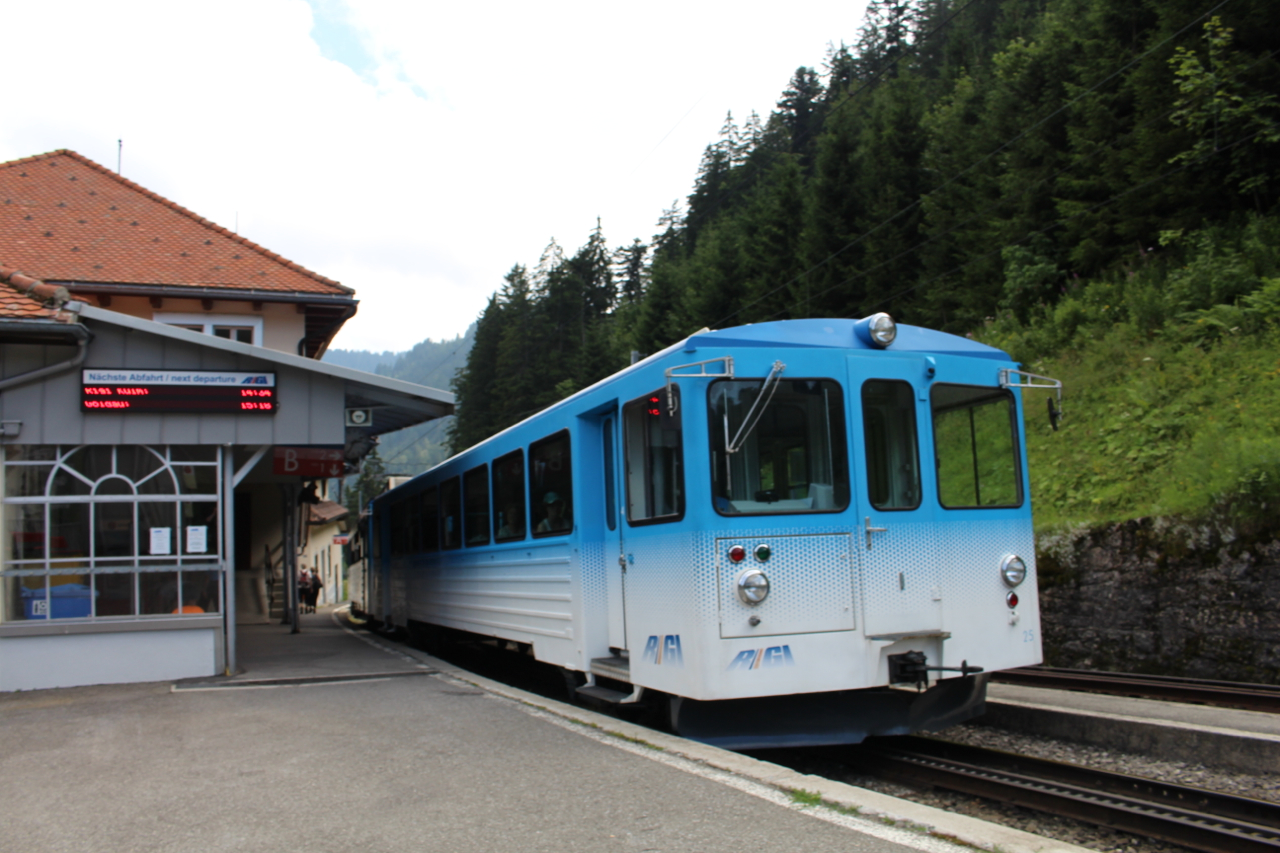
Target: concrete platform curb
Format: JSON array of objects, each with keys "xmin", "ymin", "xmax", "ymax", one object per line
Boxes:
[
  {"xmin": 337, "ymin": 612, "xmax": 1091, "ymax": 853},
  {"xmin": 983, "ymin": 697, "xmax": 1280, "ymax": 775}
]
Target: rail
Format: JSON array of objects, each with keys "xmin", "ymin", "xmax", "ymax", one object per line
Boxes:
[
  {"xmin": 992, "ymin": 666, "xmax": 1280, "ymax": 713},
  {"xmin": 857, "ymin": 736, "xmax": 1280, "ymax": 853}
]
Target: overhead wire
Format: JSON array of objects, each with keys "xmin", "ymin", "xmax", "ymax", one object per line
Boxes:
[
  {"xmin": 707, "ymin": 0, "xmax": 1239, "ymax": 331},
  {"xmin": 747, "ymin": 40, "xmax": 1280, "ymax": 324},
  {"xmin": 757, "ymin": 123, "xmax": 1276, "ymax": 326},
  {"xmin": 668, "ymin": 0, "xmax": 991, "ymax": 248}
]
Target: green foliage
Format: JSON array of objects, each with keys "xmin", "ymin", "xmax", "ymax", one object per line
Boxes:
[
  {"xmin": 344, "ymin": 448, "xmax": 386, "ymax": 517},
  {"xmin": 449, "ymin": 227, "xmax": 633, "ymax": 451},
  {"xmin": 446, "ymin": 0, "xmax": 1280, "ymax": 536},
  {"xmin": 979, "ymin": 215, "xmax": 1280, "ymax": 529},
  {"xmin": 1169, "ymin": 17, "xmax": 1280, "ymax": 197}
]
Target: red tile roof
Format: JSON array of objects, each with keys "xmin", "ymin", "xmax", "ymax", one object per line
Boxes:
[
  {"xmin": 0, "ymin": 150, "xmax": 352, "ymax": 297},
  {"xmin": 0, "ymin": 282, "xmax": 57, "ymax": 319},
  {"xmin": 0, "ymin": 265, "xmax": 66, "ymax": 319},
  {"xmin": 308, "ymin": 500, "xmax": 350, "ymax": 525}
]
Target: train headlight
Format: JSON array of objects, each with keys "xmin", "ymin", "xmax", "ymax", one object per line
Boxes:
[
  {"xmin": 1000, "ymin": 554, "xmax": 1027, "ymax": 587},
  {"xmin": 736, "ymin": 568, "xmax": 770, "ymax": 604},
  {"xmin": 855, "ymin": 313, "xmax": 897, "ymax": 348}
]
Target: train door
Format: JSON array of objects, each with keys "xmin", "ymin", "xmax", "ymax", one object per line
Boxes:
[
  {"xmin": 601, "ymin": 413, "xmax": 628, "ymax": 650},
  {"xmin": 849, "ymin": 356, "xmax": 944, "ymax": 638}
]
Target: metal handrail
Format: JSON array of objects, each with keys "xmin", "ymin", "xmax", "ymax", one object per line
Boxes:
[{"xmin": 662, "ymin": 356, "xmax": 734, "ymax": 415}]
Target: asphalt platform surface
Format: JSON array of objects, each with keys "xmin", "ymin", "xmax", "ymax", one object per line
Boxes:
[{"xmin": 0, "ymin": 607, "xmax": 1003, "ymax": 853}]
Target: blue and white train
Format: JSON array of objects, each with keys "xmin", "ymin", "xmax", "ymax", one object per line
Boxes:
[{"xmin": 355, "ymin": 316, "xmax": 1051, "ymax": 748}]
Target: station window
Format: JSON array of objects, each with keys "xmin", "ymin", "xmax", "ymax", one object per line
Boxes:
[
  {"xmin": 709, "ymin": 379, "xmax": 850, "ymax": 515},
  {"xmin": 862, "ymin": 380, "xmax": 921, "ymax": 510},
  {"xmin": 623, "ymin": 388, "xmax": 684, "ymax": 524},
  {"xmin": 464, "ymin": 465, "xmax": 491, "ymax": 547},
  {"xmin": 492, "ymin": 450, "xmax": 526, "ymax": 542},
  {"xmin": 932, "ymin": 385, "xmax": 1022, "ymax": 508},
  {"xmin": 153, "ymin": 313, "xmax": 263, "ymax": 347},
  {"xmin": 529, "ymin": 432, "xmax": 572, "ymax": 537},
  {"xmin": 440, "ymin": 477, "xmax": 462, "ymax": 549},
  {"xmin": 1, "ymin": 445, "xmax": 222, "ymax": 622}
]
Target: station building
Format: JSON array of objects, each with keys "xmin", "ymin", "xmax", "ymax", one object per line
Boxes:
[{"xmin": 0, "ymin": 150, "xmax": 453, "ymax": 691}]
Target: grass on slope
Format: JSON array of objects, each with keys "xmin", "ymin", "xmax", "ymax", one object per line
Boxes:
[{"xmin": 978, "ymin": 216, "xmax": 1280, "ymax": 532}]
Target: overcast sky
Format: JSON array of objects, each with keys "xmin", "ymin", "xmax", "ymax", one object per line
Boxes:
[{"xmin": 2, "ymin": 0, "xmax": 869, "ymax": 353}]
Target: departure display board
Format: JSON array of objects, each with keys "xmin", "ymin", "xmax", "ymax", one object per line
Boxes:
[{"xmin": 81, "ymin": 369, "xmax": 278, "ymax": 414}]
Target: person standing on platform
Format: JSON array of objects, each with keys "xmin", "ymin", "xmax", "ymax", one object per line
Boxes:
[{"xmin": 307, "ymin": 569, "xmax": 323, "ymax": 613}]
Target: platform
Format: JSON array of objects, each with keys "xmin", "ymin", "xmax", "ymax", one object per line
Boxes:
[
  {"xmin": 0, "ymin": 606, "xmax": 1089, "ymax": 853},
  {"xmin": 983, "ymin": 682, "xmax": 1280, "ymax": 774}
]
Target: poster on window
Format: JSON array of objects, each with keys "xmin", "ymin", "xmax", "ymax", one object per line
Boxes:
[
  {"xmin": 149, "ymin": 527, "xmax": 172, "ymax": 555},
  {"xmin": 186, "ymin": 526, "xmax": 208, "ymax": 554}
]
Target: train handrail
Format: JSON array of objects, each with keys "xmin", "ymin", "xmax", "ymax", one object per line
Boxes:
[
  {"xmin": 999, "ymin": 368, "xmax": 1065, "ymax": 428},
  {"xmin": 662, "ymin": 356, "xmax": 735, "ymax": 415}
]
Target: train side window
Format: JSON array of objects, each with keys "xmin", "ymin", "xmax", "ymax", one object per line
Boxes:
[
  {"xmin": 440, "ymin": 477, "xmax": 462, "ymax": 549},
  {"xmin": 389, "ymin": 499, "xmax": 407, "ymax": 558},
  {"xmin": 492, "ymin": 450, "xmax": 527, "ymax": 542},
  {"xmin": 709, "ymin": 379, "xmax": 849, "ymax": 515},
  {"xmin": 529, "ymin": 431, "xmax": 572, "ymax": 537},
  {"xmin": 421, "ymin": 486, "xmax": 440, "ymax": 551},
  {"xmin": 932, "ymin": 384, "xmax": 1022, "ymax": 508},
  {"xmin": 862, "ymin": 380, "xmax": 921, "ymax": 510},
  {"xmin": 623, "ymin": 387, "xmax": 684, "ymax": 524},
  {"xmin": 408, "ymin": 492, "xmax": 424, "ymax": 552},
  {"xmin": 464, "ymin": 464, "xmax": 491, "ymax": 547}
]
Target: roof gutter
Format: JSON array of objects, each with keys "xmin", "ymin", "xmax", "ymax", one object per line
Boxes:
[{"xmin": 0, "ymin": 291, "xmax": 92, "ymax": 392}]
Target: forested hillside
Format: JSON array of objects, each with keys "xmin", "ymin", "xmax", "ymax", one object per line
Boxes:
[
  {"xmin": 449, "ymin": 0, "xmax": 1278, "ymax": 528},
  {"xmin": 324, "ymin": 325, "xmax": 474, "ymax": 475}
]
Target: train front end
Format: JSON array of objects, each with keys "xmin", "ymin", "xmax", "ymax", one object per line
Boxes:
[{"xmin": 617, "ymin": 317, "xmax": 1047, "ymax": 748}]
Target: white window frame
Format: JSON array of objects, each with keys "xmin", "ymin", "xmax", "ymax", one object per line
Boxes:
[
  {"xmin": 154, "ymin": 312, "xmax": 264, "ymax": 346},
  {"xmin": 2, "ymin": 446, "xmax": 223, "ymax": 622}
]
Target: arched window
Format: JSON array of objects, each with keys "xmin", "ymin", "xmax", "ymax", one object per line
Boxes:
[{"xmin": 2, "ymin": 446, "xmax": 222, "ymax": 622}]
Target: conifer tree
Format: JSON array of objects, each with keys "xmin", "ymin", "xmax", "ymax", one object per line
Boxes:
[
  {"xmin": 448, "ymin": 293, "xmax": 504, "ymax": 452},
  {"xmin": 614, "ymin": 238, "xmax": 648, "ymax": 304}
]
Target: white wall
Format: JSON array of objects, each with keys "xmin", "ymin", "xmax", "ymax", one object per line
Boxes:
[{"xmin": 0, "ymin": 628, "xmax": 218, "ymax": 691}]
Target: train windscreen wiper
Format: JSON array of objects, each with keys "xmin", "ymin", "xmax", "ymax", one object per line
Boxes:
[{"xmin": 726, "ymin": 360, "xmax": 786, "ymax": 454}]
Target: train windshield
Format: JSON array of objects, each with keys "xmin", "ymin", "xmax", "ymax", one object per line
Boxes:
[
  {"xmin": 709, "ymin": 379, "xmax": 850, "ymax": 515},
  {"xmin": 931, "ymin": 384, "xmax": 1022, "ymax": 508}
]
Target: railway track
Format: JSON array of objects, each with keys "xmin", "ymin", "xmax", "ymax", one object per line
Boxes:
[
  {"xmin": 402, "ymin": 630, "xmax": 1280, "ymax": 852},
  {"xmin": 853, "ymin": 736, "xmax": 1280, "ymax": 853},
  {"xmin": 992, "ymin": 666, "xmax": 1280, "ymax": 713}
]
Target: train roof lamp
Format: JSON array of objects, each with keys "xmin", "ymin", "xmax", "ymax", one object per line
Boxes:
[{"xmin": 854, "ymin": 313, "xmax": 897, "ymax": 348}]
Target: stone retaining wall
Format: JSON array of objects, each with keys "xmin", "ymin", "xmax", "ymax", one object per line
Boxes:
[{"xmin": 1035, "ymin": 518, "xmax": 1280, "ymax": 684}]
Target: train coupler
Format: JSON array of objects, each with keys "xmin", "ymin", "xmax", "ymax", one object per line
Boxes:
[{"xmin": 889, "ymin": 650, "xmax": 984, "ymax": 690}]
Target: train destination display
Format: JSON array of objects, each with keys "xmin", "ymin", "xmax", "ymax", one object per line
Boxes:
[{"xmin": 81, "ymin": 369, "xmax": 278, "ymax": 414}]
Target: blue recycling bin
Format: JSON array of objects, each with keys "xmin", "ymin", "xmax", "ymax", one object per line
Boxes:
[{"xmin": 21, "ymin": 583, "xmax": 95, "ymax": 619}]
